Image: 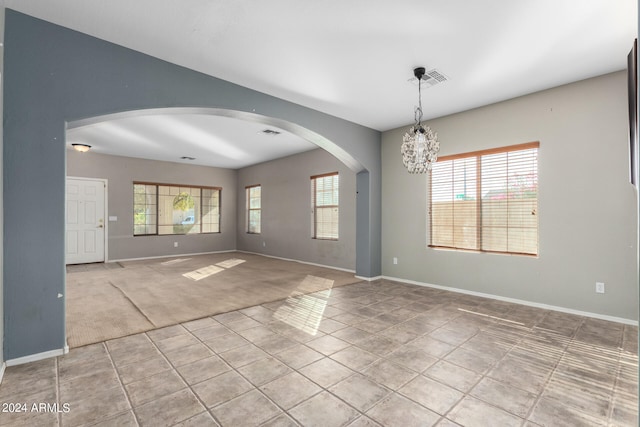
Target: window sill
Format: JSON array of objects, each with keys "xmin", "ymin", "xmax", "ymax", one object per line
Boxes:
[{"xmin": 428, "ymin": 245, "xmax": 538, "ymax": 258}]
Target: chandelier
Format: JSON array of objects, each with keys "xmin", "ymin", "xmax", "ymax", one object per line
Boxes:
[{"xmin": 401, "ymin": 67, "xmax": 440, "ymax": 173}]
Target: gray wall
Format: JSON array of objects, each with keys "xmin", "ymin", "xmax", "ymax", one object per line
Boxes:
[
  {"xmin": 3, "ymin": 10, "xmax": 380, "ymax": 360},
  {"xmin": 67, "ymin": 151, "xmax": 237, "ymax": 260},
  {"xmin": 382, "ymin": 71, "xmax": 638, "ymax": 321},
  {"xmin": 0, "ymin": 6, "xmax": 4, "ymax": 370},
  {"xmin": 237, "ymin": 148, "xmax": 356, "ymax": 270}
]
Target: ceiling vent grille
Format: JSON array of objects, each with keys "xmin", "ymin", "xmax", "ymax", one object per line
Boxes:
[
  {"xmin": 409, "ymin": 68, "xmax": 449, "ymax": 88},
  {"xmin": 261, "ymin": 129, "xmax": 281, "ymax": 136}
]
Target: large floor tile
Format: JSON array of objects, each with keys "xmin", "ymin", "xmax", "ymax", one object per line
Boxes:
[
  {"xmin": 260, "ymin": 371, "xmax": 323, "ymax": 410},
  {"xmin": 192, "ymin": 370, "xmax": 253, "ymax": 408},
  {"xmin": 361, "ymin": 359, "xmax": 417, "ymax": 390},
  {"xmin": 469, "ymin": 377, "xmax": 537, "ymax": 418},
  {"xmin": 447, "ymin": 396, "xmax": 523, "ymax": 427},
  {"xmin": 398, "ymin": 375, "xmax": 463, "ymax": 415},
  {"xmin": 61, "ymin": 385, "xmax": 131, "ymax": 427},
  {"xmin": 275, "ymin": 343, "xmax": 324, "ymax": 369},
  {"xmin": 366, "ymin": 393, "xmax": 440, "ymax": 427},
  {"xmin": 329, "ymin": 374, "xmax": 391, "ymax": 412},
  {"xmin": 210, "ymin": 389, "xmax": 281, "ymax": 427},
  {"xmin": 237, "ymin": 356, "xmax": 292, "ymax": 386},
  {"xmin": 424, "ymin": 360, "xmax": 482, "ymax": 392},
  {"xmin": 288, "ymin": 391, "xmax": 360, "ymax": 427},
  {"xmin": 528, "ymin": 396, "xmax": 605, "ymax": 427},
  {"xmin": 125, "ymin": 369, "xmax": 186, "ymax": 407},
  {"xmin": 133, "ymin": 389, "xmax": 205, "ymax": 427},
  {"xmin": 299, "ymin": 357, "xmax": 355, "ymax": 388}
]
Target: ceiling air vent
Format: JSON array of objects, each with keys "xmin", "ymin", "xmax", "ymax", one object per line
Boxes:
[
  {"xmin": 409, "ymin": 68, "xmax": 449, "ymax": 88},
  {"xmin": 261, "ymin": 129, "xmax": 281, "ymax": 136}
]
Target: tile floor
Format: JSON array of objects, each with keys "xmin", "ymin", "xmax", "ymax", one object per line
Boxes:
[{"xmin": 0, "ymin": 279, "xmax": 637, "ymax": 426}]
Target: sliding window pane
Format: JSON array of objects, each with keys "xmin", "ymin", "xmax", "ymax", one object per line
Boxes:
[
  {"xmin": 202, "ymin": 188, "xmax": 220, "ymax": 233},
  {"xmin": 133, "ymin": 184, "xmax": 157, "ymax": 235},
  {"xmin": 246, "ymin": 185, "xmax": 261, "ymax": 234}
]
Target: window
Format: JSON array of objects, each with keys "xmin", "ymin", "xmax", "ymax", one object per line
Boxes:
[
  {"xmin": 312, "ymin": 172, "xmax": 339, "ymax": 240},
  {"xmin": 133, "ymin": 182, "xmax": 221, "ymax": 235},
  {"xmin": 246, "ymin": 185, "xmax": 261, "ymax": 234},
  {"xmin": 134, "ymin": 183, "xmax": 157, "ymax": 236},
  {"xmin": 429, "ymin": 142, "xmax": 539, "ymax": 255}
]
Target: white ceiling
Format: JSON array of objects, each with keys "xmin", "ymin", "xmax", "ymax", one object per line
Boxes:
[
  {"xmin": 7, "ymin": 0, "xmax": 638, "ymax": 168},
  {"xmin": 66, "ymin": 112, "xmax": 318, "ymax": 169}
]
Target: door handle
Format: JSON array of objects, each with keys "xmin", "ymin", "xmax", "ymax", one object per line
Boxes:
[{"xmin": 97, "ymin": 225, "xmax": 104, "ymax": 228}]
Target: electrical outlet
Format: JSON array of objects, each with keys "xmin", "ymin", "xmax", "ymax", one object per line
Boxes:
[
  {"xmin": 393, "ymin": 257, "xmax": 398, "ymax": 265},
  {"xmin": 174, "ymin": 242, "xmax": 178, "ymax": 248},
  {"xmin": 596, "ymin": 282, "xmax": 605, "ymax": 294}
]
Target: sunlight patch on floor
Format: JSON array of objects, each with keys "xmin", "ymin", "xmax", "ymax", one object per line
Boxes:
[
  {"xmin": 273, "ymin": 275, "xmax": 334, "ymax": 336},
  {"xmin": 161, "ymin": 258, "xmax": 192, "ymax": 266},
  {"xmin": 216, "ymin": 258, "xmax": 246, "ymax": 269},
  {"xmin": 182, "ymin": 258, "xmax": 246, "ymax": 281},
  {"xmin": 457, "ymin": 307, "xmax": 526, "ymax": 326},
  {"xmin": 182, "ymin": 265, "xmax": 224, "ymax": 281}
]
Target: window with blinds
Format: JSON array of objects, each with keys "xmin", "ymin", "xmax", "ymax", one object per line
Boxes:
[
  {"xmin": 311, "ymin": 172, "xmax": 339, "ymax": 240},
  {"xmin": 429, "ymin": 142, "xmax": 539, "ymax": 255},
  {"xmin": 246, "ymin": 185, "xmax": 261, "ymax": 234}
]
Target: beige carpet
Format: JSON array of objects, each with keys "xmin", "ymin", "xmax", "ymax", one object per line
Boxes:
[{"xmin": 66, "ymin": 252, "xmax": 360, "ymax": 348}]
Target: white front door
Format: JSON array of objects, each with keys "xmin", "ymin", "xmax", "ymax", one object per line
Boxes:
[{"xmin": 66, "ymin": 178, "xmax": 106, "ymax": 264}]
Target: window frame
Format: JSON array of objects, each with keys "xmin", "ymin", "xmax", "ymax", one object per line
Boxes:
[
  {"xmin": 133, "ymin": 181, "xmax": 222, "ymax": 236},
  {"xmin": 429, "ymin": 141, "xmax": 539, "ymax": 256},
  {"xmin": 246, "ymin": 184, "xmax": 261, "ymax": 234},
  {"xmin": 311, "ymin": 172, "xmax": 339, "ymax": 241}
]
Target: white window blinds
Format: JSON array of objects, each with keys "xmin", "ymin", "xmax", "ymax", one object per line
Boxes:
[
  {"xmin": 312, "ymin": 172, "xmax": 339, "ymax": 240},
  {"xmin": 430, "ymin": 142, "xmax": 539, "ymax": 255}
]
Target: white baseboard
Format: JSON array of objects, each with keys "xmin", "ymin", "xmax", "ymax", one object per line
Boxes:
[
  {"xmin": 0, "ymin": 362, "xmax": 6, "ymax": 384},
  {"xmin": 237, "ymin": 250, "xmax": 356, "ymax": 274},
  {"xmin": 6, "ymin": 347, "xmax": 67, "ymax": 367},
  {"xmin": 382, "ymin": 275, "xmax": 638, "ymax": 326},
  {"xmin": 356, "ymin": 275, "xmax": 383, "ymax": 282},
  {"xmin": 109, "ymin": 249, "xmax": 236, "ymax": 264}
]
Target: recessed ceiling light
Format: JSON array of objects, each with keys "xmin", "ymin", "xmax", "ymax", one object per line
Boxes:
[
  {"xmin": 180, "ymin": 156, "xmax": 196, "ymax": 160},
  {"xmin": 260, "ymin": 129, "xmax": 281, "ymax": 136}
]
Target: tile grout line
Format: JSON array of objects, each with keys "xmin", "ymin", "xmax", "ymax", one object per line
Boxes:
[
  {"xmin": 158, "ymin": 321, "xmax": 297, "ymax": 425},
  {"xmin": 211, "ymin": 308, "xmax": 388, "ymax": 425},
  {"xmin": 609, "ymin": 325, "xmax": 631, "ymax": 425},
  {"xmin": 520, "ymin": 314, "xmax": 584, "ymax": 424},
  {"xmin": 423, "ymin": 315, "xmax": 525, "ymax": 424},
  {"xmin": 102, "ymin": 340, "xmax": 141, "ymax": 427},
  {"xmin": 609, "ymin": 344, "xmax": 623, "ymax": 425},
  {"xmin": 141, "ymin": 327, "xmax": 223, "ymax": 426},
  {"xmin": 55, "ymin": 356, "xmax": 62, "ymax": 427},
  {"xmin": 196, "ymin": 315, "xmax": 351, "ymax": 425},
  {"xmin": 264, "ymin": 296, "xmax": 482, "ymax": 423},
  {"xmin": 432, "ymin": 307, "xmax": 582, "ymax": 424},
  {"xmin": 303, "ymin": 293, "xmax": 485, "ymax": 421}
]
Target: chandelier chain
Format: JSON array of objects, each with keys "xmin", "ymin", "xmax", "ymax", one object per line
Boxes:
[{"xmin": 415, "ymin": 76, "xmax": 423, "ymax": 125}]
